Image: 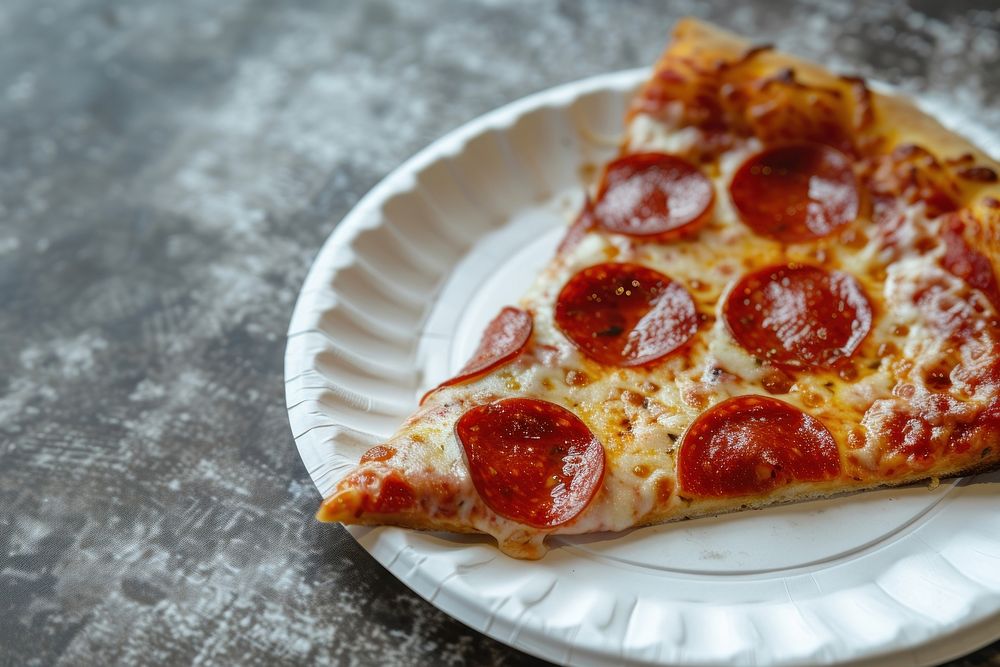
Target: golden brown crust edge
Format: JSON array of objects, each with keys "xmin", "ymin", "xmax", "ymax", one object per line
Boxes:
[
  {"xmin": 658, "ymin": 18, "xmax": 1000, "ymax": 217},
  {"xmin": 639, "ymin": 451, "xmax": 1000, "ymax": 528}
]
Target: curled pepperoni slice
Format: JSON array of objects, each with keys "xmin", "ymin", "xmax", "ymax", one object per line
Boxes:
[
  {"xmin": 453, "ymin": 307, "xmax": 532, "ymax": 378},
  {"xmin": 554, "ymin": 263, "xmax": 698, "ymax": 367},
  {"xmin": 941, "ymin": 218, "xmax": 1000, "ymax": 312},
  {"xmin": 677, "ymin": 395, "xmax": 841, "ymax": 498},
  {"xmin": 594, "ymin": 153, "xmax": 715, "ymax": 238},
  {"xmin": 456, "ymin": 398, "xmax": 605, "ymax": 528},
  {"xmin": 723, "ymin": 264, "xmax": 872, "ymax": 370},
  {"xmin": 730, "ymin": 143, "xmax": 859, "ymax": 242},
  {"xmin": 421, "ymin": 307, "xmax": 532, "ymax": 404},
  {"xmin": 556, "ymin": 195, "xmax": 597, "ymax": 254}
]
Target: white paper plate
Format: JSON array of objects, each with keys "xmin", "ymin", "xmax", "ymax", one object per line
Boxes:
[{"xmin": 285, "ymin": 68, "xmax": 1000, "ymax": 666}]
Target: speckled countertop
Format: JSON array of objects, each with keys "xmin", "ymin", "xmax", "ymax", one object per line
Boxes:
[{"xmin": 1, "ymin": 1, "xmax": 999, "ymax": 665}]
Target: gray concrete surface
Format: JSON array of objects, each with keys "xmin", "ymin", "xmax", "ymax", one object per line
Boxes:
[{"xmin": 1, "ymin": 1, "xmax": 998, "ymax": 665}]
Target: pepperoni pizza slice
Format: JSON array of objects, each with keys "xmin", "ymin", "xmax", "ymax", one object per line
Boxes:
[{"xmin": 316, "ymin": 18, "xmax": 1000, "ymax": 559}]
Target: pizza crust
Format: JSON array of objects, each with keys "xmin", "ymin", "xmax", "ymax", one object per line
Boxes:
[{"xmin": 655, "ymin": 19, "xmax": 1000, "ymax": 214}]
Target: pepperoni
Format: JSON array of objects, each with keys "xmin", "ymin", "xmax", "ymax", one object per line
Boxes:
[
  {"xmin": 454, "ymin": 307, "xmax": 532, "ymax": 377},
  {"xmin": 593, "ymin": 153, "xmax": 715, "ymax": 238},
  {"xmin": 456, "ymin": 398, "xmax": 605, "ymax": 528},
  {"xmin": 941, "ymin": 218, "xmax": 1000, "ymax": 312},
  {"xmin": 723, "ymin": 264, "xmax": 872, "ymax": 370},
  {"xmin": 369, "ymin": 472, "xmax": 416, "ymax": 514},
  {"xmin": 730, "ymin": 143, "xmax": 859, "ymax": 242},
  {"xmin": 554, "ymin": 263, "xmax": 699, "ymax": 367},
  {"xmin": 339, "ymin": 470, "xmax": 416, "ymax": 515},
  {"xmin": 421, "ymin": 307, "xmax": 532, "ymax": 404},
  {"xmin": 360, "ymin": 445, "xmax": 396, "ymax": 464},
  {"xmin": 556, "ymin": 195, "xmax": 597, "ymax": 254},
  {"xmin": 677, "ymin": 395, "xmax": 841, "ymax": 498}
]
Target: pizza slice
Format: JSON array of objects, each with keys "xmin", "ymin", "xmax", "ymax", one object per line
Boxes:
[{"xmin": 316, "ymin": 18, "xmax": 1000, "ymax": 559}]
